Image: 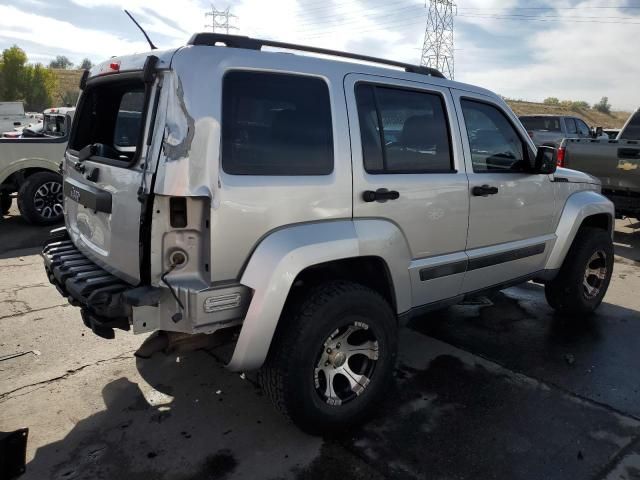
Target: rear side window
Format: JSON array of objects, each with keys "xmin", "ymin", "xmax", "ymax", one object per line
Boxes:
[
  {"xmin": 70, "ymin": 81, "xmax": 146, "ymax": 164},
  {"xmin": 461, "ymin": 99, "xmax": 529, "ymax": 173},
  {"xmin": 355, "ymin": 84, "xmax": 453, "ymax": 173},
  {"xmin": 222, "ymin": 71, "xmax": 333, "ymax": 175},
  {"xmin": 520, "ymin": 116, "xmax": 561, "ymax": 132},
  {"xmin": 565, "ymin": 118, "xmax": 578, "ymax": 134}
]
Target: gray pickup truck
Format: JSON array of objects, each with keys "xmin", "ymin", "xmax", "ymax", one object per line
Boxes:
[
  {"xmin": 519, "ymin": 114, "xmax": 596, "ymax": 148},
  {"xmin": 559, "ymin": 109, "xmax": 640, "ymax": 219}
]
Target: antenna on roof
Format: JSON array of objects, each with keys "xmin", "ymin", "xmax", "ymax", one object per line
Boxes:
[{"xmin": 124, "ymin": 9, "xmax": 157, "ymax": 50}]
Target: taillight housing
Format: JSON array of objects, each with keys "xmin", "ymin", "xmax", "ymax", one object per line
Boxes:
[{"xmin": 556, "ymin": 146, "xmax": 566, "ymax": 167}]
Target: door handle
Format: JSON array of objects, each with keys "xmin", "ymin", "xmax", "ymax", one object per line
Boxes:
[
  {"xmin": 362, "ymin": 188, "xmax": 400, "ymax": 203},
  {"xmin": 472, "ymin": 185, "xmax": 499, "ymax": 197}
]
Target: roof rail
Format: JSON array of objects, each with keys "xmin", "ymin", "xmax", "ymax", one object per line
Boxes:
[{"xmin": 187, "ymin": 33, "xmax": 446, "ymax": 79}]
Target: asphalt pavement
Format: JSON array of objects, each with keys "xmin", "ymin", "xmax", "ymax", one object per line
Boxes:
[{"xmin": 1, "ymin": 205, "xmax": 639, "ymax": 480}]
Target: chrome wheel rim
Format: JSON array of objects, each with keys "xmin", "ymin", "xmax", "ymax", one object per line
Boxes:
[
  {"xmin": 314, "ymin": 321, "xmax": 379, "ymax": 406},
  {"xmin": 33, "ymin": 181, "xmax": 63, "ymax": 219},
  {"xmin": 583, "ymin": 250, "xmax": 607, "ymax": 299}
]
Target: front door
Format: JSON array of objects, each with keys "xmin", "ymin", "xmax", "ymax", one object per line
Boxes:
[
  {"xmin": 452, "ymin": 91, "xmax": 556, "ymax": 294},
  {"xmin": 345, "ymin": 74, "xmax": 470, "ymax": 307}
]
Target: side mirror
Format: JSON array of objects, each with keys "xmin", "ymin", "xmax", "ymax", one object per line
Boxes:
[{"xmin": 533, "ymin": 146, "xmax": 557, "ymax": 174}]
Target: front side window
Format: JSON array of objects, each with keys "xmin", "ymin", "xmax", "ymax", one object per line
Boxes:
[
  {"xmin": 222, "ymin": 71, "xmax": 333, "ymax": 175},
  {"xmin": 355, "ymin": 84, "xmax": 453, "ymax": 173},
  {"xmin": 460, "ymin": 99, "xmax": 529, "ymax": 173},
  {"xmin": 70, "ymin": 81, "xmax": 146, "ymax": 164}
]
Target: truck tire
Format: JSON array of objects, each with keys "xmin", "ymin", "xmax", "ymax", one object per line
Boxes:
[
  {"xmin": 17, "ymin": 172, "xmax": 64, "ymax": 225},
  {"xmin": 258, "ymin": 281, "xmax": 397, "ymax": 434},
  {"xmin": 545, "ymin": 227, "xmax": 613, "ymax": 315},
  {"xmin": 1, "ymin": 192, "xmax": 12, "ymax": 216}
]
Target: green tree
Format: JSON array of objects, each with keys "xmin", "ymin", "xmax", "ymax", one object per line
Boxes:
[
  {"xmin": 593, "ymin": 96, "xmax": 611, "ymax": 114},
  {"xmin": 22, "ymin": 64, "xmax": 57, "ymax": 111},
  {"xmin": 49, "ymin": 55, "xmax": 73, "ymax": 69},
  {"xmin": 543, "ymin": 97, "xmax": 560, "ymax": 105},
  {"xmin": 78, "ymin": 58, "xmax": 93, "ymax": 70},
  {"xmin": 0, "ymin": 45, "xmax": 28, "ymax": 101}
]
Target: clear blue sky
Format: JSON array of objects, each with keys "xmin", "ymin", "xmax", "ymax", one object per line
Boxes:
[{"xmin": 1, "ymin": 0, "xmax": 638, "ymax": 110}]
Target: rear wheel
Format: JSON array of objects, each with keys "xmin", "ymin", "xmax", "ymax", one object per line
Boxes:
[
  {"xmin": 258, "ymin": 281, "xmax": 397, "ymax": 434},
  {"xmin": 545, "ymin": 227, "xmax": 614, "ymax": 315},
  {"xmin": 1, "ymin": 192, "xmax": 12, "ymax": 216},
  {"xmin": 17, "ymin": 172, "xmax": 64, "ymax": 225}
]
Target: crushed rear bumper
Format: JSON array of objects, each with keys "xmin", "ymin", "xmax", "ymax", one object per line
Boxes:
[{"xmin": 42, "ymin": 227, "xmax": 137, "ymax": 338}]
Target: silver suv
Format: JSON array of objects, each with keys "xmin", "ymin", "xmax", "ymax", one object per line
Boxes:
[{"xmin": 42, "ymin": 34, "xmax": 615, "ymax": 433}]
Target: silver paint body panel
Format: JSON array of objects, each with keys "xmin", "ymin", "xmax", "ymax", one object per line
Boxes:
[{"xmin": 57, "ymin": 43, "xmax": 614, "ymax": 371}]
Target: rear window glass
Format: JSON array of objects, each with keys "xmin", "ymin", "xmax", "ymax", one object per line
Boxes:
[
  {"xmin": 222, "ymin": 71, "xmax": 333, "ymax": 175},
  {"xmin": 70, "ymin": 81, "xmax": 146, "ymax": 164},
  {"xmin": 519, "ymin": 116, "xmax": 561, "ymax": 132},
  {"xmin": 622, "ymin": 111, "xmax": 640, "ymax": 140}
]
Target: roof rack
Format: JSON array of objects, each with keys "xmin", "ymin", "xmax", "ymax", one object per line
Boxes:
[{"xmin": 187, "ymin": 33, "xmax": 446, "ymax": 79}]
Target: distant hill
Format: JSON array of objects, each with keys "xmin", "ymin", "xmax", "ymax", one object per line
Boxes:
[
  {"xmin": 44, "ymin": 69, "xmax": 634, "ymax": 129},
  {"xmin": 506, "ymin": 100, "xmax": 631, "ymax": 129}
]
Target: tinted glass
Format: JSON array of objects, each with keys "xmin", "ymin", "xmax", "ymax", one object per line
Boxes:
[
  {"xmin": 355, "ymin": 84, "xmax": 453, "ymax": 173},
  {"xmin": 621, "ymin": 111, "xmax": 640, "ymax": 140},
  {"xmin": 114, "ymin": 91, "xmax": 144, "ymax": 148},
  {"xmin": 461, "ymin": 99, "xmax": 528, "ymax": 173},
  {"xmin": 70, "ymin": 81, "xmax": 146, "ymax": 164},
  {"xmin": 576, "ymin": 119, "xmax": 590, "ymax": 136},
  {"xmin": 565, "ymin": 118, "xmax": 578, "ymax": 134},
  {"xmin": 222, "ymin": 71, "xmax": 333, "ymax": 175},
  {"xmin": 520, "ymin": 116, "xmax": 561, "ymax": 132}
]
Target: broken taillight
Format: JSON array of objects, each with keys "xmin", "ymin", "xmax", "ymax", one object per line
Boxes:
[{"xmin": 556, "ymin": 146, "xmax": 566, "ymax": 167}]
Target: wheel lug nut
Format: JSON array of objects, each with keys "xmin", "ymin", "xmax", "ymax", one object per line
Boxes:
[
  {"xmin": 325, "ymin": 361, "xmax": 329, "ymax": 366},
  {"xmin": 326, "ymin": 348, "xmax": 331, "ymax": 354},
  {"xmin": 336, "ymin": 343, "xmax": 341, "ymax": 349}
]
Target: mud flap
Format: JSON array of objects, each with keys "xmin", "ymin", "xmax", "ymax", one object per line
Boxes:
[{"xmin": 0, "ymin": 428, "xmax": 28, "ymax": 479}]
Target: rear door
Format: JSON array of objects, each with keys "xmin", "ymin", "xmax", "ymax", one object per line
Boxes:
[
  {"xmin": 63, "ymin": 70, "xmax": 163, "ymax": 285},
  {"xmin": 346, "ymin": 74, "xmax": 470, "ymax": 307}
]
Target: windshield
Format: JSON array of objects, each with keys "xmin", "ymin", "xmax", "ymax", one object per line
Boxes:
[{"xmin": 520, "ymin": 116, "xmax": 561, "ymax": 132}]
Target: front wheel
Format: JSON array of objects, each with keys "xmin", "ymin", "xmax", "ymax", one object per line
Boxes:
[
  {"xmin": 545, "ymin": 227, "xmax": 614, "ymax": 315},
  {"xmin": 258, "ymin": 281, "xmax": 397, "ymax": 434},
  {"xmin": 17, "ymin": 171, "xmax": 64, "ymax": 225}
]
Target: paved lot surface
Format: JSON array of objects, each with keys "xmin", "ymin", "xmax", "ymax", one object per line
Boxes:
[{"xmin": 1, "ymin": 205, "xmax": 639, "ymax": 480}]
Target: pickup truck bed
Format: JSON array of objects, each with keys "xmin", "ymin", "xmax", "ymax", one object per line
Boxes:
[{"xmin": 561, "ymin": 137, "xmax": 640, "ymax": 218}]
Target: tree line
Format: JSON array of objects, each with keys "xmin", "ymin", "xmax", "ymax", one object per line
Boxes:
[
  {"xmin": 543, "ymin": 96, "xmax": 612, "ymax": 114},
  {"xmin": 0, "ymin": 45, "xmax": 93, "ymax": 112}
]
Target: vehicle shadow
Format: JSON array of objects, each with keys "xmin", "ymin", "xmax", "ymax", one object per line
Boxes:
[
  {"xmin": 0, "ymin": 204, "xmax": 61, "ymax": 259},
  {"xmin": 614, "ymin": 226, "xmax": 640, "ymax": 263},
  {"xmin": 26, "ymin": 350, "xmax": 322, "ymax": 480}
]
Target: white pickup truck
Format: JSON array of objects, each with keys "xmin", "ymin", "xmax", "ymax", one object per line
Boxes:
[{"xmin": 0, "ymin": 107, "xmax": 74, "ymax": 224}]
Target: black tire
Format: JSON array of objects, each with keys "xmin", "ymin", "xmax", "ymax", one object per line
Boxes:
[
  {"xmin": 545, "ymin": 227, "xmax": 614, "ymax": 315},
  {"xmin": 1, "ymin": 192, "xmax": 12, "ymax": 216},
  {"xmin": 17, "ymin": 171, "xmax": 64, "ymax": 225},
  {"xmin": 258, "ymin": 281, "xmax": 397, "ymax": 434}
]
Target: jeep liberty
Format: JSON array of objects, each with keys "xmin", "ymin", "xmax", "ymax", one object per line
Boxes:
[{"xmin": 43, "ymin": 34, "xmax": 615, "ymax": 433}]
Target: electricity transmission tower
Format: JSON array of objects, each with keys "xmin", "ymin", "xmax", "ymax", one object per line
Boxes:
[
  {"xmin": 205, "ymin": 5, "xmax": 238, "ymax": 34},
  {"xmin": 420, "ymin": 0, "xmax": 456, "ymax": 79}
]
